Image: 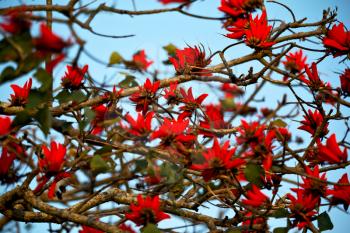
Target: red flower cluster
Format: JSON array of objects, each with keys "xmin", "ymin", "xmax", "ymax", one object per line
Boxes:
[
  {"xmin": 317, "ymin": 134, "xmax": 348, "ymax": 164},
  {"xmin": 282, "ymin": 49, "xmax": 307, "ymax": 81},
  {"xmin": 191, "ymin": 138, "xmax": 245, "ymax": 181},
  {"xmin": 132, "ymin": 50, "xmax": 153, "ymax": 72},
  {"xmin": 163, "ymin": 82, "xmax": 181, "ymax": 105},
  {"xmin": 236, "ymin": 120, "xmax": 265, "ymax": 148},
  {"xmin": 125, "ymin": 194, "xmax": 170, "ymax": 226},
  {"xmin": 129, "ymin": 78, "xmax": 160, "ymax": 115},
  {"xmin": 241, "ymin": 184, "xmax": 269, "ymax": 207},
  {"xmin": 0, "ymin": 116, "xmax": 12, "ymax": 136},
  {"xmin": 219, "ymin": 0, "xmax": 263, "ymax": 18},
  {"xmin": 124, "ymin": 112, "xmax": 154, "ymax": 137},
  {"xmin": 33, "ymin": 23, "xmax": 70, "ymax": 55},
  {"xmin": 169, "ymin": 46, "xmax": 211, "ymax": 76},
  {"xmin": 91, "ymin": 104, "xmax": 108, "ymax": 135},
  {"xmin": 299, "ymin": 166, "xmax": 328, "ymax": 197},
  {"xmin": 340, "ymin": 68, "xmax": 350, "ymax": 95},
  {"xmin": 35, "ymin": 141, "xmax": 70, "ymax": 199},
  {"xmin": 227, "ymin": 11, "xmax": 275, "ymax": 49},
  {"xmin": 298, "ymin": 109, "xmax": 329, "ymax": 137},
  {"xmin": 199, "ymin": 104, "xmax": 229, "ymax": 137},
  {"xmin": 179, "ymin": 87, "xmax": 208, "ymax": 119},
  {"xmin": 302, "ymin": 62, "xmax": 325, "ymax": 91},
  {"xmin": 10, "ymin": 78, "xmax": 32, "ymax": 106},
  {"xmin": 287, "ymin": 189, "xmax": 319, "ymax": 230},
  {"xmin": 327, "ymin": 173, "xmax": 350, "ymax": 210},
  {"xmin": 0, "ymin": 147, "xmax": 17, "ymax": 177},
  {"xmin": 61, "ymin": 65, "xmax": 88, "ymax": 89},
  {"xmin": 0, "ymin": 8, "xmax": 31, "ymax": 34},
  {"xmin": 323, "ymin": 23, "xmax": 350, "ymax": 57}
]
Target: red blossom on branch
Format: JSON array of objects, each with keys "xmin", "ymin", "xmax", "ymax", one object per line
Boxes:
[
  {"xmin": 299, "ymin": 165, "xmax": 328, "ymax": 198},
  {"xmin": 191, "ymin": 138, "xmax": 245, "ymax": 181},
  {"xmin": 163, "ymin": 82, "xmax": 181, "ymax": 104},
  {"xmin": 39, "ymin": 141, "xmax": 66, "ymax": 173},
  {"xmin": 0, "ymin": 148, "xmax": 16, "ymax": 177},
  {"xmin": 132, "ymin": 50, "xmax": 153, "ymax": 71},
  {"xmin": 327, "ymin": 173, "xmax": 350, "ymax": 210},
  {"xmin": 322, "ymin": 23, "xmax": 350, "ymax": 57},
  {"xmin": 129, "ymin": 78, "xmax": 160, "ymax": 115},
  {"xmin": 0, "ymin": 116, "xmax": 12, "ymax": 136},
  {"xmin": 169, "ymin": 46, "xmax": 211, "ymax": 76},
  {"xmin": 91, "ymin": 104, "xmax": 108, "ymax": 135},
  {"xmin": 118, "ymin": 224, "xmax": 136, "ymax": 233},
  {"xmin": 10, "ymin": 78, "xmax": 32, "ymax": 106},
  {"xmin": 199, "ymin": 104, "xmax": 230, "ymax": 137},
  {"xmin": 282, "ymin": 49, "xmax": 307, "ymax": 80},
  {"xmin": 219, "ymin": 0, "xmax": 263, "ymax": 18},
  {"xmin": 226, "ymin": 18, "xmax": 249, "ymax": 39},
  {"xmin": 241, "ymin": 185, "xmax": 269, "ymax": 207},
  {"xmin": 298, "ymin": 109, "xmax": 329, "ymax": 137},
  {"xmin": 124, "ymin": 112, "xmax": 154, "ymax": 137},
  {"xmin": 179, "ymin": 87, "xmax": 208, "ymax": 119},
  {"xmin": 317, "ymin": 134, "xmax": 348, "ymax": 164},
  {"xmin": 302, "ymin": 62, "xmax": 325, "ymax": 90},
  {"xmin": 0, "ymin": 8, "xmax": 31, "ymax": 34},
  {"xmin": 61, "ymin": 65, "xmax": 88, "ymax": 89},
  {"xmin": 236, "ymin": 120, "xmax": 265, "ymax": 149},
  {"xmin": 125, "ymin": 194, "xmax": 170, "ymax": 226},
  {"xmin": 340, "ymin": 68, "xmax": 350, "ymax": 95}
]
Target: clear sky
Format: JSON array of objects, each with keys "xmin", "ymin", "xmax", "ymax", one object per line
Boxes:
[{"xmin": 0, "ymin": 0, "xmax": 350, "ymax": 232}]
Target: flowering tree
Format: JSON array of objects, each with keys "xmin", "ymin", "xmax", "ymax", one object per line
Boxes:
[{"xmin": 0, "ymin": 0, "xmax": 350, "ymax": 233}]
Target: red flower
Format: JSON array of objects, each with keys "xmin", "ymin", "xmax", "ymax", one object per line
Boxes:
[
  {"xmin": 129, "ymin": 78, "xmax": 160, "ymax": 115},
  {"xmin": 0, "ymin": 116, "xmax": 12, "ymax": 136},
  {"xmin": 91, "ymin": 104, "xmax": 108, "ymax": 135},
  {"xmin": 0, "ymin": 8, "xmax": 31, "ymax": 34},
  {"xmin": 340, "ymin": 68, "xmax": 350, "ymax": 96},
  {"xmin": 118, "ymin": 224, "xmax": 136, "ymax": 233},
  {"xmin": 199, "ymin": 104, "xmax": 229, "ymax": 137},
  {"xmin": 10, "ymin": 78, "xmax": 32, "ymax": 106},
  {"xmin": 159, "ymin": 0, "xmax": 191, "ymax": 4},
  {"xmin": 79, "ymin": 225, "xmax": 103, "ymax": 233},
  {"xmin": 221, "ymin": 83, "xmax": 244, "ymax": 98},
  {"xmin": 163, "ymin": 82, "xmax": 181, "ymax": 105},
  {"xmin": 132, "ymin": 50, "xmax": 153, "ymax": 71},
  {"xmin": 0, "ymin": 148, "xmax": 16, "ymax": 177},
  {"xmin": 245, "ymin": 11, "xmax": 275, "ymax": 49},
  {"xmin": 169, "ymin": 46, "xmax": 211, "ymax": 76},
  {"xmin": 317, "ymin": 134, "xmax": 348, "ymax": 164},
  {"xmin": 191, "ymin": 138, "xmax": 245, "ymax": 181},
  {"xmin": 241, "ymin": 212, "xmax": 267, "ymax": 233},
  {"xmin": 327, "ymin": 173, "xmax": 350, "ymax": 210},
  {"xmin": 124, "ymin": 112, "xmax": 154, "ymax": 137},
  {"xmin": 47, "ymin": 172, "xmax": 71, "ymax": 199},
  {"xmin": 219, "ymin": 0, "xmax": 263, "ymax": 18},
  {"xmin": 323, "ymin": 23, "xmax": 350, "ymax": 57},
  {"xmin": 298, "ymin": 109, "xmax": 328, "ymax": 137},
  {"xmin": 150, "ymin": 117, "xmax": 196, "ymax": 148},
  {"xmin": 282, "ymin": 49, "xmax": 307, "ymax": 80},
  {"xmin": 179, "ymin": 87, "xmax": 208, "ymax": 119},
  {"xmin": 299, "ymin": 166, "xmax": 328, "ymax": 198},
  {"xmin": 302, "ymin": 63, "xmax": 325, "ymax": 91},
  {"xmin": 61, "ymin": 65, "xmax": 88, "ymax": 89},
  {"xmin": 287, "ymin": 189, "xmax": 319, "ymax": 230},
  {"xmin": 236, "ymin": 120, "xmax": 266, "ymax": 149},
  {"xmin": 226, "ymin": 18, "xmax": 250, "ymax": 39},
  {"xmin": 33, "ymin": 23, "xmax": 70, "ymax": 54},
  {"xmin": 241, "ymin": 185, "xmax": 269, "ymax": 207},
  {"xmin": 125, "ymin": 194, "xmax": 170, "ymax": 226},
  {"xmin": 39, "ymin": 141, "xmax": 66, "ymax": 173}
]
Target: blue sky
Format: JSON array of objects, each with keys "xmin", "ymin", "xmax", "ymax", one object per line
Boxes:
[{"xmin": 0, "ymin": 0, "xmax": 350, "ymax": 232}]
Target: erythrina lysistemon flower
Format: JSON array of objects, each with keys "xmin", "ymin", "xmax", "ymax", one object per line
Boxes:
[
  {"xmin": 129, "ymin": 78, "xmax": 160, "ymax": 115},
  {"xmin": 124, "ymin": 112, "xmax": 154, "ymax": 137},
  {"xmin": 282, "ymin": 49, "xmax": 307, "ymax": 81},
  {"xmin": 178, "ymin": 87, "xmax": 208, "ymax": 119},
  {"xmin": 298, "ymin": 109, "xmax": 329, "ymax": 137},
  {"xmin": 219, "ymin": 0, "xmax": 263, "ymax": 18},
  {"xmin": 9, "ymin": 78, "xmax": 32, "ymax": 106},
  {"xmin": 61, "ymin": 65, "xmax": 88, "ymax": 89},
  {"xmin": 226, "ymin": 17, "xmax": 249, "ymax": 39},
  {"xmin": 125, "ymin": 195, "xmax": 170, "ymax": 226},
  {"xmin": 0, "ymin": 148, "xmax": 16, "ymax": 177},
  {"xmin": 340, "ymin": 68, "xmax": 350, "ymax": 96},
  {"xmin": 327, "ymin": 173, "xmax": 350, "ymax": 210},
  {"xmin": 241, "ymin": 184, "xmax": 269, "ymax": 207},
  {"xmin": 0, "ymin": 116, "xmax": 12, "ymax": 136},
  {"xmin": 322, "ymin": 23, "xmax": 350, "ymax": 58},
  {"xmin": 191, "ymin": 138, "xmax": 245, "ymax": 181},
  {"xmin": 0, "ymin": 8, "xmax": 31, "ymax": 34},
  {"xmin": 199, "ymin": 104, "xmax": 230, "ymax": 137},
  {"xmin": 302, "ymin": 62, "xmax": 326, "ymax": 91},
  {"xmin": 169, "ymin": 46, "xmax": 211, "ymax": 76},
  {"xmin": 132, "ymin": 50, "xmax": 153, "ymax": 71},
  {"xmin": 91, "ymin": 104, "xmax": 108, "ymax": 135},
  {"xmin": 299, "ymin": 165, "xmax": 328, "ymax": 198},
  {"xmin": 317, "ymin": 134, "xmax": 348, "ymax": 164}
]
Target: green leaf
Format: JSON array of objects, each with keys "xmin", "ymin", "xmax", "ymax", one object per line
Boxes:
[
  {"xmin": 55, "ymin": 90, "xmax": 87, "ymax": 104},
  {"xmin": 160, "ymin": 163, "xmax": 179, "ymax": 184},
  {"xmin": 317, "ymin": 211, "xmax": 333, "ymax": 231},
  {"xmin": 35, "ymin": 105, "xmax": 52, "ymax": 136},
  {"xmin": 270, "ymin": 119, "xmax": 287, "ymax": 128},
  {"xmin": 244, "ymin": 163, "xmax": 264, "ymax": 186},
  {"xmin": 141, "ymin": 224, "xmax": 161, "ymax": 233},
  {"xmin": 135, "ymin": 159, "xmax": 148, "ymax": 172},
  {"xmin": 118, "ymin": 75, "xmax": 138, "ymax": 88},
  {"xmin": 12, "ymin": 110, "xmax": 32, "ymax": 127},
  {"xmin": 109, "ymin": 51, "xmax": 124, "ymax": 65},
  {"xmin": 273, "ymin": 227, "xmax": 288, "ymax": 233},
  {"xmin": 26, "ymin": 89, "xmax": 51, "ymax": 109},
  {"xmin": 35, "ymin": 68, "xmax": 52, "ymax": 92},
  {"xmin": 90, "ymin": 155, "xmax": 110, "ymax": 174},
  {"xmin": 271, "ymin": 208, "xmax": 289, "ymax": 218},
  {"xmin": 163, "ymin": 43, "xmax": 177, "ymax": 56}
]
